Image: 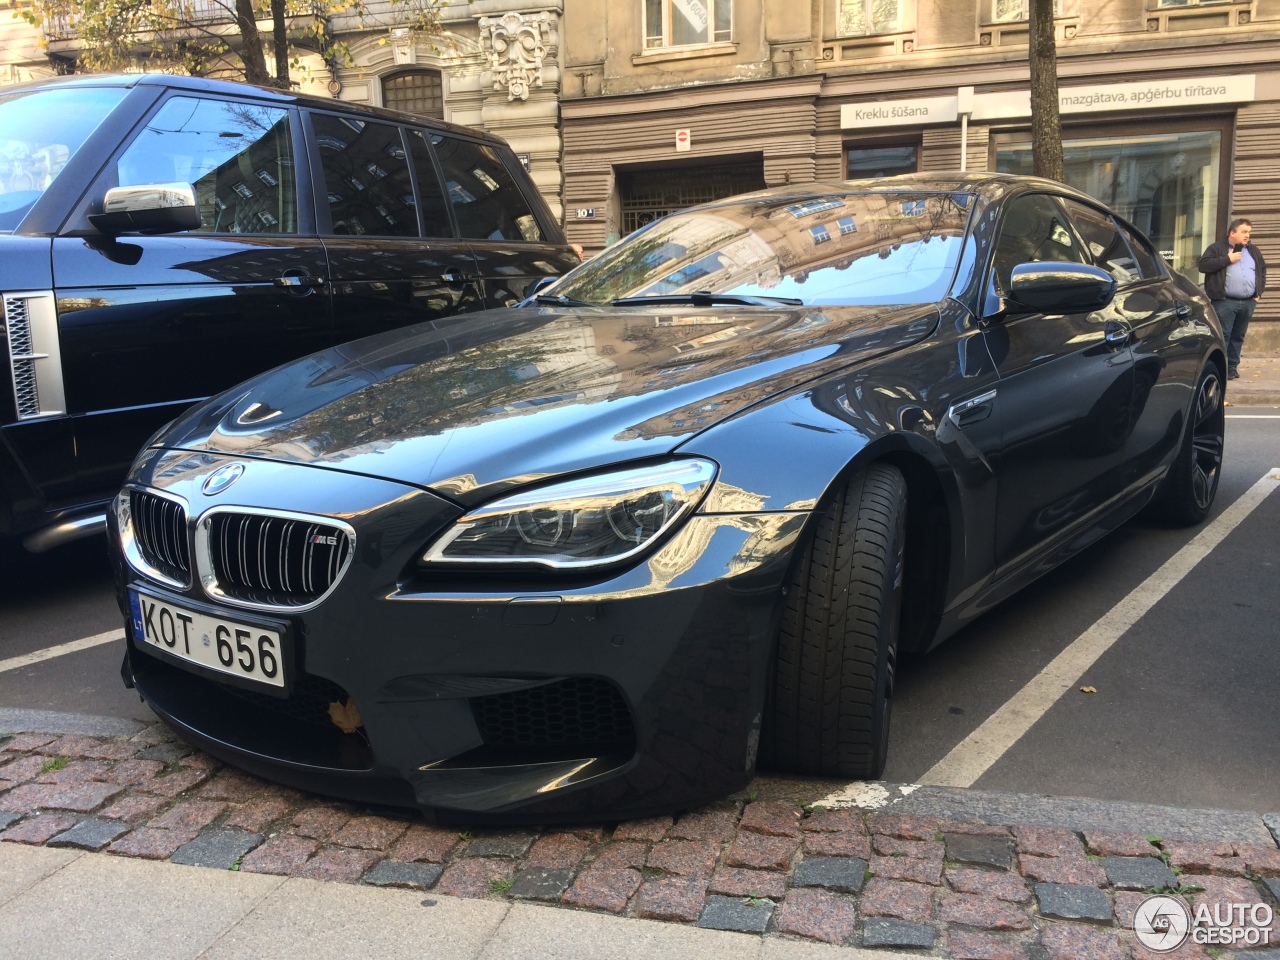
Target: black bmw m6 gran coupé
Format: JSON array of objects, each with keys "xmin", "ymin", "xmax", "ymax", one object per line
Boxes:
[{"xmin": 110, "ymin": 174, "xmax": 1226, "ymax": 821}]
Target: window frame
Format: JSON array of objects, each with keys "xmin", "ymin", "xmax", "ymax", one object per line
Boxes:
[
  {"xmin": 67, "ymin": 90, "xmax": 313, "ymax": 237},
  {"xmin": 830, "ymin": 0, "xmax": 909, "ymax": 38},
  {"xmin": 428, "ymin": 129, "xmax": 556, "ymax": 244},
  {"xmin": 642, "ymin": 0, "xmax": 733, "ymax": 50},
  {"xmin": 380, "ymin": 69, "xmax": 445, "ymax": 121},
  {"xmin": 843, "ymin": 137, "xmax": 921, "ymax": 179}
]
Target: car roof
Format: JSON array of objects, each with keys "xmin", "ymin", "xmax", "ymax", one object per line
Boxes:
[
  {"xmin": 703, "ymin": 172, "xmax": 1107, "ymax": 208},
  {"xmin": 2, "ymin": 72, "xmax": 504, "ymax": 145}
]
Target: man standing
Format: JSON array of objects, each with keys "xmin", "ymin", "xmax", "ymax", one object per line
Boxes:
[{"xmin": 1198, "ymin": 218, "xmax": 1266, "ymax": 379}]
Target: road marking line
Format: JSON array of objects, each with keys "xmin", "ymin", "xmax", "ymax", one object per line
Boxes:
[
  {"xmin": 0, "ymin": 630, "xmax": 123, "ymax": 675},
  {"xmin": 918, "ymin": 467, "xmax": 1280, "ymax": 789},
  {"xmin": 1227, "ymin": 415, "xmax": 1280, "ymax": 419}
]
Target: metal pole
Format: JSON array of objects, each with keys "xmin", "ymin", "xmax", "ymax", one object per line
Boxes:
[{"xmin": 960, "ymin": 113, "xmax": 969, "ymax": 172}]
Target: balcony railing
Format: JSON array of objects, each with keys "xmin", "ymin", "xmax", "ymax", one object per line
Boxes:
[{"xmin": 42, "ymin": 0, "xmax": 239, "ymax": 43}]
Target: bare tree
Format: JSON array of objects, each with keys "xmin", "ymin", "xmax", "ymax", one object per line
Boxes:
[{"xmin": 1028, "ymin": 0, "xmax": 1064, "ymax": 182}]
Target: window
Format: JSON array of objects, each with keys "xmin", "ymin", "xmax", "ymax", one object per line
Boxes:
[
  {"xmin": 1156, "ymin": 0, "xmax": 1229, "ymax": 6},
  {"xmin": 838, "ymin": 0, "xmax": 901, "ymax": 36},
  {"xmin": 995, "ymin": 127, "xmax": 1221, "ymax": 275},
  {"xmin": 115, "ymin": 96, "xmax": 296, "ymax": 234},
  {"xmin": 312, "ymin": 113, "xmax": 417, "ymax": 238},
  {"xmin": 846, "ymin": 143, "xmax": 917, "ymax": 179},
  {"xmin": 1061, "ymin": 198, "xmax": 1141, "ymax": 286},
  {"xmin": 992, "ymin": 194, "xmax": 1085, "ymax": 293},
  {"xmin": 382, "ymin": 70, "xmax": 444, "ymax": 120},
  {"xmin": 431, "ymin": 134, "xmax": 544, "ymax": 242},
  {"xmin": 991, "ymin": 0, "xmax": 1060, "ymax": 22},
  {"xmin": 644, "ymin": 0, "xmax": 732, "ymax": 49},
  {"xmin": 1116, "ymin": 222, "xmax": 1167, "ymax": 279}
]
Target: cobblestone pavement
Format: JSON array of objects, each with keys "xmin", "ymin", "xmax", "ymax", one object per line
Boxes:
[{"xmin": 2, "ymin": 723, "xmax": 1279, "ymax": 959}]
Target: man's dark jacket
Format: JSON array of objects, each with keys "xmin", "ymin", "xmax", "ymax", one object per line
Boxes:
[{"xmin": 1197, "ymin": 240, "xmax": 1267, "ymax": 301}]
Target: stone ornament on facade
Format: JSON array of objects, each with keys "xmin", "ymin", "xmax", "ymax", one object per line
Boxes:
[
  {"xmin": 389, "ymin": 27, "xmax": 416, "ymax": 66},
  {"xmin": 480, "ymin": 11, "xmax": 552, "ymax": 102}
]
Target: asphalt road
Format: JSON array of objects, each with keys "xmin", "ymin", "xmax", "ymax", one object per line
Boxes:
[{"xmin": 3, "ymin": 409, "xmax": 1278, "ymax": 812}]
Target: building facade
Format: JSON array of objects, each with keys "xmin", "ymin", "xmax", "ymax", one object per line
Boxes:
[{"xmin": 559, "ymin": 0, "xmax": 1280, "ymax": 349}]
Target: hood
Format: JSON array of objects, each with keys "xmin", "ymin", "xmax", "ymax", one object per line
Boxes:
[{"xmin": 162, "ymin": 302, "xmax": 938, "ymax": 506}]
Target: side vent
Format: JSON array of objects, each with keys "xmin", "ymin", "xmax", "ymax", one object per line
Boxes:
[{"xmin": 3, "ymin": 292, "xmax": 65, "ymax": 420}]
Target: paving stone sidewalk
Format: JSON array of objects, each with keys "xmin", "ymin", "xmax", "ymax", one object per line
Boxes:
[{"xmin": 2, "ymin": 724, "xmax": 1279, "ymax": 959}]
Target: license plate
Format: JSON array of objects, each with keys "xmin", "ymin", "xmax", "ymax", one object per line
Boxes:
[{"xmin": 129, "ymin": 591, "xmax": 285, "ymax": 689}]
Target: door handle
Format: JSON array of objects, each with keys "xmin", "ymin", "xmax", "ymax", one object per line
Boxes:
[
  {"xmin": 441, "ymin": 269, "xmax": 477, "ymax": 286},
  {"xmin": 273, "ymin": 275, "xmax": 326, "ymax": 289},
  {"xmin": 1104, "ymin": 320, "xmax": 1132, "ymax": 347},
  {"xmin": 947, "ymin": 389, "xmax": 997, "ymax": 428}
]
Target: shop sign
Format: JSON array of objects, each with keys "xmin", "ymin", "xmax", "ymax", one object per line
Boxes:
[
  {"xmin": 841, "ymin": 95, "xmax": 958, "ymax": 129},
  {"xmin": 971, "ymin": 74, "xmax": 1255, "ymax": 121}
]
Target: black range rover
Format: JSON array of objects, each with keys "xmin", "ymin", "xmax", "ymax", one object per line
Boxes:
[{"xmin": 0, "ymin": 73, "xmax": 577, "ymax": 553}]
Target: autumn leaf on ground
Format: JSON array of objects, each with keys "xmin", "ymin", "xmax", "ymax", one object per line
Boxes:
[
  {"xmin": 1080, "ymin": 685, "xmax": 1097, "ymax": 694},
  {"xmin": 328, "ymin": 698, "xmax": 363, "ymax": 733}
]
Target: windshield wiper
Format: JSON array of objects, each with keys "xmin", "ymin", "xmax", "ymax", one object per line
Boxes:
[
  {"xmin": 610, "ymin": 291, "xmax": 804, "ymax": 308},
  {"xmin": 534, "ymin": 293, "xmax": 597, "ymax": 308}
]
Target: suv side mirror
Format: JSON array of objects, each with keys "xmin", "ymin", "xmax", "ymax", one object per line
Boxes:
[
  {"xmin": 1006, "ymin": 262, "xmax": 1116, "ymax": 314},
  {"xmin": 89, "ymin": 182, "xmax": 201, "ymax": 236}
]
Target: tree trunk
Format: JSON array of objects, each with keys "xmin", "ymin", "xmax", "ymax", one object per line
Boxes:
[
  {"xmin": 234, "ymin": 0, "xmax": 272, "ymax": 87},
  {"xmin": 1028, "ymin": 0, "xmax": 1064, "ymax": 182},
  {"xmin": 271, "ymin": 0, "xmax": 290, "ymax": 89}
]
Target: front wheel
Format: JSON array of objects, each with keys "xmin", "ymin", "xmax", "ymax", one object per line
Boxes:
[
  {"xmin": 761, "ymin": 462, "xmax": 906, "ymax": 779},
  {"xmin": 1151, "ymin": 366, "xmax": 1224, "ymax": 527}
]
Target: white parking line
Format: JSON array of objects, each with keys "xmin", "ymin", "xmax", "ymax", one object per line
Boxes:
[
  {"xmin": 918, "ymin": 466, "xmax": 1280, "ymax": 790},
  {"xmin": 1227, "ymin": 415, "xmax": 1280, "ymax": 418},
  {"xmin": 0, "ymin": 630, "xmax": 123, "ymax": 675}
]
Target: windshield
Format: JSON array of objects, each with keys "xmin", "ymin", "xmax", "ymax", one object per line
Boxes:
[
  {"xmin": 548, "ymin": 192, "xmax": 974, "ymax": 307},
  {"xmin": 0, "ymin": 86, "xmax": 129, "ymax": 232}
]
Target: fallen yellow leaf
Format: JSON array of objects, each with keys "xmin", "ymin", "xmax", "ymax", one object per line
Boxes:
[
  {"xmin": 328, "ymin": 698, "xmax": 363, "ymax": 733},
  {"xmin": 1080, "ymin": 685, "xmax": 1097, "ymax": 694}
]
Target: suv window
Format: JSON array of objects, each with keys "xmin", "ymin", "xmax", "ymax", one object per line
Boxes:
[
  {"xmin": 431, "ymin": 133, "xmax": 544, "ymax": 242},
  {"xmin": 406, "ymin": 129, "xmax": 453, "ymax": 238},
  {"xmin": 115, "ymin": 96, "xmax": 296, "ymax": 234},
  {"xmin": 312, "ymin": 113, "xmax": 417, "ymax": 238},
  {"xmin": 0, "ymin": 86, "xmax": 128, "ymax": 232},
  {"xmin": 992, "ymin": 194, "xmax": 1085, "ymax": 292},
  {"xmin": 1061, "ymin": 198, "xmax": 1141, "ymax": 286}
]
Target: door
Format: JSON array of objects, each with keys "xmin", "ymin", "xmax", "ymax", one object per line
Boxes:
[
  {"xmin": 52, "ymin": 93, "xmax": 331, "ymax": 499},
  {"xmin": 307, "ymin": 113, "xmax": 486, "ymax": 345},
  {"xmin": 429, "ymin": 132, "xmax": 576, "ymax": 308},
  {"xmin": 981, "ymin": 193, "xmax": 1136, "ymax": 573}
]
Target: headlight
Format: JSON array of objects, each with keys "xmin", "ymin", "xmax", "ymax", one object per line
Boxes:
[{"xmin": 421, "ymin": 459, "xmax": 718, "ymax": 569}]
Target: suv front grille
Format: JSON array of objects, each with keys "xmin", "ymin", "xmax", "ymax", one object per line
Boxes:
[
  {"xmin": 471, "ymin": 677, "xmax": 636, "ymax": 750},
  {"xmin": 207, "ymin": 512, "xmax": 352, "ymax": 607},
  {"xmin": 130, "ymin": 491, "xmax": 192, "ymax": 584}
]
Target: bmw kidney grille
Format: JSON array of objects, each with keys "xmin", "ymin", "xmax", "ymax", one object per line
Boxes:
[
  {"xmin": 205, "ymin": 512, "xmax": 352, "ymax": 607},
  {"xmin": 130, "ymin": 490, "xmax": 192, "ymax": 585}
]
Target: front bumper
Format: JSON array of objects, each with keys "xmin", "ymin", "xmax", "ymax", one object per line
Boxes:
[{"xmin": 113, "ymin": 450, "xmax": 809, "ymax": 822}]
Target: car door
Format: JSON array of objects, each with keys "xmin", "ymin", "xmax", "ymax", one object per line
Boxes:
[
  {"xmin": 429, "ymin": 132, "xmax": 579, "ymax": 308},
  {"xmin": 51, "ymin": 92, "xmax": 332, "ymax": 498},
  {"xmin": 981, "ymin": 192, "xmax": 1136, "ymax": 574},
  {"xmin": 307, "ymin": 112, "xmax": 486, "ymax": 346}
]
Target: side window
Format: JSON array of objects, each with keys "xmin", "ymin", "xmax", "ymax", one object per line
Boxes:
[
  {"xmin": 1116, "ymin": 221, "xmax": 1167, "ymax": 280},
  {"xmin": 115, "ymin": 96, "xmax": 296, "ymax": 234},
  {"xmin": 431, "ymin": 134, "xmax": 544, "ymax": 242},
  {"xmin": 991, "ymin": 194, "xmax": 1085, "ymax": 292},
  {"xmin": 311, "ymin": 113, "xmax": 417, "ymax": 238},
  {"xmin": 1061, "ymin": 198, "xmax": 1141, "ymax": 286},
  {"xmin": 406, "ymin": 129, "xmax": 454, "ymax": 238}
]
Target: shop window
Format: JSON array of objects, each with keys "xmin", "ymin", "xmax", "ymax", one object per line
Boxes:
[
  {"xmin": 838, "ymin": 0, "xmax": 903, "ymax": 36},
  {"xmin": 846, "ymin": 142, "xmax": 918, "ymax": 179},
  {"xmin": 382, "ymin": 70, "xmax": 444, "ymax": 120},
  {"xmin": 643, "ymin": 0, "xmax": 732, "ymax": 49},
  {"xmin": 995, "ymin": 128, "xmax": 1221, "ymax": 276}
]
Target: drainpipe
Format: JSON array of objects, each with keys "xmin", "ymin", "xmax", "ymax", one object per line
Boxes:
[{"xmin": 957, "ymin": 86, "xmax": 975, "ymax": 172}]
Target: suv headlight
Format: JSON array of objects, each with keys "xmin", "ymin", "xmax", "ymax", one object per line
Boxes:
[{"xmin": 421, "ymin": 459, "xmax": 718, "ymax": 569}]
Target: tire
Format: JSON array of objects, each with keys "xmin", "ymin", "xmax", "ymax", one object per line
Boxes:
[
  {"xmin": 1151, "ymin": 365, "xmax": 1224, "ymax": 527},
  {"xmin": 761, "ymin": 462, "xmax": 906, "ymax": 779}
]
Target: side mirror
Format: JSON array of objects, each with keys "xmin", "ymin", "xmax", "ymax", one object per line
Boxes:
[
  {"xmin": 88, "ymin": 182, "xmax": 201, "ymax": 236},
  {"xmin": 1006, "ymin": 262, "xmax": 1116, "ymax": 314},
  {"xmin": 522, "ymin": 275, "xmax": 558, "ymax": 300}
]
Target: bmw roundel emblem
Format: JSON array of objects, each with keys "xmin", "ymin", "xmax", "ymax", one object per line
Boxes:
[{"xmin": 202, "ymin": 463, "xmax": 245, "ymax": 496}]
